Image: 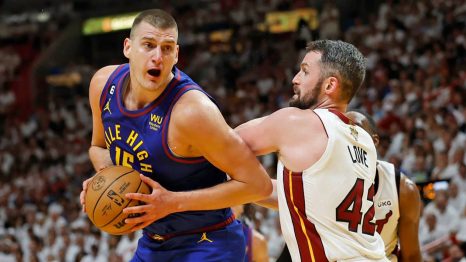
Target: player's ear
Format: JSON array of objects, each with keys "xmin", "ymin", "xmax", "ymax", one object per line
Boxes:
[
  {"xmin": 324, "ymin": 76, "xmax": 338, "ymax": 94},
  {"xmin": 123, "ymin": 38, "xmax": 131, "ymax": 59},
  {"xmin": 372, "ymin": 134, "xmax": 380, "ymax": 147}
]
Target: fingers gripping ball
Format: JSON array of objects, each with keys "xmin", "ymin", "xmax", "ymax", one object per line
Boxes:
[{"xmin": 85, "ymin": 166, "xmax": 150, "ymax": 235}]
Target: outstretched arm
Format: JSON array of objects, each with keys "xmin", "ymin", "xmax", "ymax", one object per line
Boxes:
[{"xmin": 398, "ymin": 173, "xmax": 422, "ymax": 262}]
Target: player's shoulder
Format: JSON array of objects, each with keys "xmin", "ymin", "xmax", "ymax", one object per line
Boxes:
[
  {"xmin": 94, "ymin": 65, "xmax": 120, "ymax": 80},
  {"xmin": 174, "ymin": 89, "xmax": 216, "ymax": 115},
  {"xmin": 400, "ymin": 173, "xmax": 418, "ymax": 196},
  {"xmin": 268, "ymin": 107, "xmax": 319, "ymax": 124},
  {"xmin": 89, "ymin": 65, "xmax": 121, "ymax": 92},
  {"xmin": 170, "ymin": 89, "xmax": 222, "ymax": 133},
  {"xmin": 399, "ymin": 172, "xmax": 420, "ymax": 208}
]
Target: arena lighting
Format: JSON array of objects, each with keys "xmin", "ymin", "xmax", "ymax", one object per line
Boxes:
[
  {"xmin": 82, "ymin": 12, "xmax": 139, "ymax": 35},
  {"xmin": 416, "ymin": 179, "xmax": 450, "ymax": 201},
  {"xmin": 83, "ymin": 8, "xmax": 318, "ymax": 36},
  {"xmin": 257, "ymin": 8, "xmax": 318, "ymax": 33}
]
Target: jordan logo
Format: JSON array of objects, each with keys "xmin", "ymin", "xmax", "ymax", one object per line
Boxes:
[
  {"xmin": 197, "ymin": 232, "xmax": 213, "ymax": 243},
  {"xmin": 103, "ymin": 99, "xmax": 112, "ymax": 114}
]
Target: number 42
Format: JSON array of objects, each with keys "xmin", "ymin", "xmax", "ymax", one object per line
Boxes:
[{"xmin": 336, "ymin": 178, "xmax": 376, "ymax": 236}]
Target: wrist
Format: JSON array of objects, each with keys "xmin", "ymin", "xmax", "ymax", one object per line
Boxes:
[{"xmin": 168, "ymin": 191, "xmax": 188, "ymax": 214}]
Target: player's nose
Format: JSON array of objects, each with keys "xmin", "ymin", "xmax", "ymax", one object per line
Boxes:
[
  {"xmin": 292, "ymin": 74, "xmax": 300, "ymax": 86},
  {"xmin": 151, "ymin": 47, "xmax": 163, "ymax": 64}
]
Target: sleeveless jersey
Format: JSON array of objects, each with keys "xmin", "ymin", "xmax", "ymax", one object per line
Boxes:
[
  {"xmin": 276, "ymin": 108, "xmax": 386, "ymax": 262},
  {"xmin": 374, "ymin": 160, "xmax": 400, "ymax": 261},
  {"xmin": 99, "ymin": 64, "xmax": 232, "ymax": 235}
]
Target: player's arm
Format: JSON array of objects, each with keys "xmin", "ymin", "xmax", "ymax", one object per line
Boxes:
[
  {"xmin": 80, "ymin": 66, "xmax": 117, "ymax": 212},
  {"xmin": 252, "ymin": 230, "xmax": 270, "ymax": 262},
  {"xmin": 123, "ymin": 91, "xmax": 272, "ymax": 228},
  {"xmin": 234, "ymin": 108, "xmax": 299, "ymax": 210},
  {"xmin": 398, "ymin": 173, "xmax": 422, "ymax": 262},
  {"xmin": 88, "ymin": 66, "xmax": 117, "ymax": 171},
  {"xmin": 253, "ymin": 179, "xmax": 278, "ymax": 210},
  {"xmin": 235, "ymin": 112, "xmax": 282, "ymax": 156}
]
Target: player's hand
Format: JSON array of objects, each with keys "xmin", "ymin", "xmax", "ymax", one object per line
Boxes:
[
  {"xmin": 80, "ymin": 177, "xmax": 94, "ymax": 213},
  {"xmin": 123, "ymin": 174, "xmax": 178, "ymax": 231}
]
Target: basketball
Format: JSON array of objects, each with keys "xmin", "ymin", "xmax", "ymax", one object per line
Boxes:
[{"xmin": 85, "ymin": 165, "xmax": 150, "ymax": 235}]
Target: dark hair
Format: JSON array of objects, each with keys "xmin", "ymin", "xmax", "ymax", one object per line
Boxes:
[
  {"xmin": 130, "ymin": 9, "xmax": 178, "ymax": 39},
  {"xmin": 306, "ymin": 40, "xmax": 366, "ymax": 102}
]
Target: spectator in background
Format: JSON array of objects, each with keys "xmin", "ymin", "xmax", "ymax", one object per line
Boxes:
[
  {"xmin": 419, "ymin": 213, "xmax": 447, "ymax": 246},
  {"xmin": 424, "ymin": 190, "xmax": 460, "ymax": 234},
  {"xmin": 445, "ymin": 244, "xmax": 466, "ymax": 262},
  {"xmin": 448, "ymin": 182, "xmax": 466, "ymax": 213},
  {"xmin": 431, "ymin": 151, "xmax": 457, "ymax": 180},
  {"xmin": 453, "ymin": 162, "xmax": 466, "ymax": 193},
  {"xmin": 455, "ymin": 206, "xmax": 466, "ymax": 244},
  {"xmin": 319, "ymin": 2, "xmax": 341, "ymax": 39}
]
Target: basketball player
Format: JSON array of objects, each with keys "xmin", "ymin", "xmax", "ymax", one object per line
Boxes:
[
  {"xmin": 235, "ymin": 40, "xmax": 387, "ymax": 261},
  {"xmin": 345, "ymin": 111, "xmax": 422, "ymax": 262},
  {"xmin": 79, "ymin": 9, "xmax": 272, "ymax": 261}
]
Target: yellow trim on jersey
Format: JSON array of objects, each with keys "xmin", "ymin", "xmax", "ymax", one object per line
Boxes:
[{"xmin": 288, "ymin": 170, "xmax": 316, "ymax": 261}]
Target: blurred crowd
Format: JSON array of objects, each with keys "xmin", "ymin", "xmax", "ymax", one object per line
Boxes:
[{"xmin": 1, "ymin": 0, "xmax": 466, "ymax": 261}]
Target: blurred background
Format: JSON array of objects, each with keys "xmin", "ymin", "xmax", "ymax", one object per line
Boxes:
[{"xmin": 0, "ymin": 0, "xmax": 465, "ymax": 261}]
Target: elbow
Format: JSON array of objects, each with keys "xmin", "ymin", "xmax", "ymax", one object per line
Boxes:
[{"xmin": 257, "ymin": 178, "xmax": 273, "ymax": 199}]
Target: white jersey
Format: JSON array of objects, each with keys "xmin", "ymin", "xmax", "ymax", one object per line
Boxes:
[
  {"xmin": 374, "ymin": 160, "xmax": 400, "ymax": 262},
  {"xmin": 277, "ymin": 109, "xmax": 386, "ymax": 262}
]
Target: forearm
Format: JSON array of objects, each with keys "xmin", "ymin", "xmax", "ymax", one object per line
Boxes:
[
  {"xmin": 400, "ymin": 252, "xmax": 422, "ymax": 262},
  {"xmin": 399, "ymin": 230, "xmax": 422, "ymax": 262},
  {"xmin": 89, "ymin": 145, "xmax": 113, "ymax": 172},
  {"xmin": 255, "ymin": 179, "xmax": 278, "ymax": 210},
  {"xmin": 173, "ymin": 179, "xmax": 271, "ymax": 213}
]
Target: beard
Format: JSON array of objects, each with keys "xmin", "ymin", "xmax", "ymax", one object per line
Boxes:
[{"xmin": 289, "ymin": 77, "xmax": 323, "ymax": 109}]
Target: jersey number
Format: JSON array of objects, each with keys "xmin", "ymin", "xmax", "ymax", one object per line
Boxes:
[
  {"xmin": 336, "ymin": 178, "xmax": 376, "ymax": 235},
  {"xmin": 115, "ymin": 146, "xmax": 134, "ymax": 168}
]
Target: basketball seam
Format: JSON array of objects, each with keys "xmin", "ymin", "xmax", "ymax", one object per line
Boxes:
[{"xmin": 91, "ymin": 169, "xmax": 136, "ymax": 226}]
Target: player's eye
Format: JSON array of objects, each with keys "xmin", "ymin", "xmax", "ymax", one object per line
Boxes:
[
  {"xmin": 143, "ymin": 42, "xmax": 154, "ymax": 49},
  {"xmin": 162, "ymin": 45, "xmax": 173, "ymax": 52}
]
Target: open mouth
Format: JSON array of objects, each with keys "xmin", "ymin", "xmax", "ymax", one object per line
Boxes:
[{"xmin": 148, "ymin": 69, "xmax": 161, "ymax": 77}]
